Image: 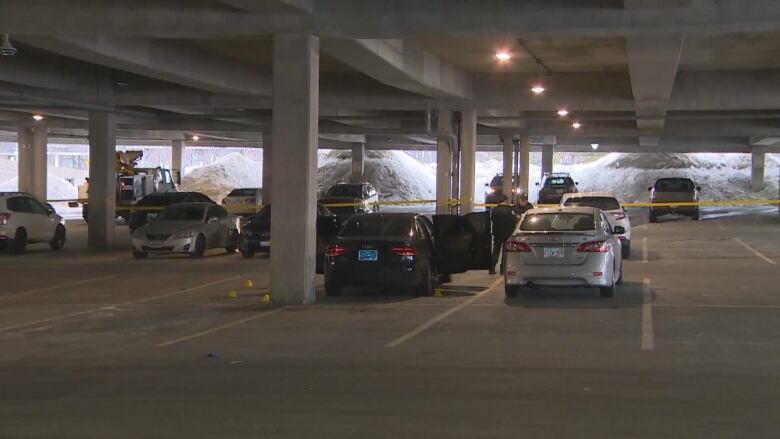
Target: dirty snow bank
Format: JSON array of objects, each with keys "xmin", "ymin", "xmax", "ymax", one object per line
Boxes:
[
  {"xmin": 0, "ymin": 175, "xmax": 78, "ymax": 200},
  {"xmin": 181, "ymin": 152, "xmax": 263, "ymax": 202}
]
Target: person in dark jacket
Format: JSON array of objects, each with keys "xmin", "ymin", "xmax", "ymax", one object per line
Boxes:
[
  {"xmin": 490, "ymin": 200, "xmax": 518, "ymax": 274},
  {"xmin": 512, "ymin": 193, "xmax": 534, "ymax": 219}
]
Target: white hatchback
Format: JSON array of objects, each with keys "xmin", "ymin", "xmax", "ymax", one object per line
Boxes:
[
  {"xmin": 561, "ymin": 192, "xmax": 632, "ymax": 259},
  {"xmin": 0, "ymin": 192, "xmax": 66, "ymax": 254}
]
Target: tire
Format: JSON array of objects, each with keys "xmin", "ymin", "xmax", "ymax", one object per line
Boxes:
[
  {"xmin": 10, "ymin": 228, "xmax": 27, "ymax": 255},
  {"xmin": 325, "ymin": 281, "xmax": 341, "ymax": 296},
  {"xmin": 240, "ymin": 248, "xmax": 255, "ymax": 259},
  {"xmin": 437, "ymin": 273, "xmax": 452, "ymax": 284},
  {"xmin": 648, "ymin": 212, "xmax": 658, "ymax": 223},
  {"xmin": 691, "ymin": 211, "xmax": 699, "ymax": 221},
  {"xmin": 191, "ymin": 234, "xmax": 206, "ymax": 259},
  {"xmin": 616, "ymin": 263, "xmax": 623, "ymax": 285},
  {"xmin": 132, "ymin": 249, "xmax": 148, "ymax": 259},
  {"xmin": 505, "ymin": 284, "xmax": 520, "ymax": 298},
  {"xmin": 413, "ymin": 266, "xmax": 433, "ymax": 296},
  {"xmin": 622, "ymin": 240, "xmax": 631, "ymax": 259},
  {"xmin": 225, "ymin": 230, "xmax": 239, "ymax": 254},
  {"xmin": 49, "ymin": 225, "xmax": 66, "ymax": 250}
]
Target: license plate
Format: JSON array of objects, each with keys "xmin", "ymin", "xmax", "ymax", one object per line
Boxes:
[
  {"xmin": 260, "ymin": 240, "xmax": 271, "ymax": 247},
  {"xmin": 149, "ymin": 240, "xmax": 163, "ymax": 248},
  {"xmin": 358, "ymin": 249, "xmax": 378, "ymax": 261},
  {"xmin": 544, "ymin": 247, "xmax": 564, "ymax": 258}
]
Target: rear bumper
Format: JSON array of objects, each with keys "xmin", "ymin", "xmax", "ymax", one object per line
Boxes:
[
  {"xmin": 650, "ymin": 205, "xmax": 698, "ymax": 216},
  {"xmin": 324, "ymin": 258, "xmax": 422, "ymax": 289},
  {"xmin": 504, "ymin": 252, "xmax": 614, "ymax": 287},
  {"xmin": 240, "ymin": 235, "xmax": 270, "ymax": 253}
]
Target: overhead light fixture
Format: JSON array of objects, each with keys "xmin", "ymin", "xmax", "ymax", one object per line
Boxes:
[
  {"xmin": 530, "ymin": 84, "xmax": 546, "ymax": 95},
  {"xmin": 32, "ymin": 114, "xmax": 44, "ymax": 121},
  {"xmin": 557, "ymin": 108, "xmax": 569, "ymax": 117},
  {"xmin": 495, "ymin": 51, "xmax": 511, "ymax": 62},
  {"xmin": 0, "ymin": 34, "xmax": 17, "ymax": 57},
  {"xmin": 191, "ymin": 135, "xmax": 200, "ymax": 141},
  {"xmin": 591, "ymin": 143, "xmax": 599, "ymax": 150},
  {"xmin": 572, "ymin": 121, "xmax": 582, "ymax": 129}
]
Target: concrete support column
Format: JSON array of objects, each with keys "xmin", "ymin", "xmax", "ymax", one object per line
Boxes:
[
  {"xmin": 541, "ymin": 144, "xmax": 554, "ymax": 179},
  {"xmin": 262, "ymin": 132, "xmax": 272, "ymax": 204},
  {"xmin": 30, "ymin": 127, "xmax": 48, "ymax": 201},
  {"xmin": 436, "ymin": 107, "xmax": 454, "ymax": 214},
  {"xmin": 518, "ymin": 133, "xmax": 531, "ymax": 198},
  {"xmin": 460, "ymin": 109, "xmax": 477, "ymax": 213},
  {"xmin": 502, "ymin": 132, "xmax": 513, "ymax": 202},
  {"xmin": 751, "ymin": 147, "xmax": 766, "ymax": 192},
  {"xmin": 16, "ymin": 127, "xmax": 33, "ymax": 193},
  {"xmin": 87, "ymin": 111, "xmax": 117, "ymax": 250},
  {"xmin": 171, "ymin": 139, "xmax": 183, "ymax": 185},
  {"xmin": 351, "ymin": 142, "xmax": 365, "ymax": 183},
  {"xmin": 269, "ymin": 33, "xmax": 319, "ymax": 305}
]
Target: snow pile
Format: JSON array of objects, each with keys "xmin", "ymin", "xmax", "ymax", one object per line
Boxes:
[
  {"xmin": 0, "ymin": 175, "xmax": 78, "ymax": 200},
  {"xmin": 317, "ymin": 150, "xmax": 435, "ymax": 200},
  {"xmin": 181, "ymin": 152, "xmax": 262, "ymax": 202}
]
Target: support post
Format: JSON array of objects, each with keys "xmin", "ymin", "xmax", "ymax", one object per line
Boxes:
[
  {"xmin": 87, "ymin": 111, "xmax": 117, "ymax": 249},
  {"xmin": 460, "ymin": 109, "xmax": 477, "ymax": 213},
  {"xmin": 436, "ymin": 107, "xmax": 454, "ymax": 214},
  {"xmin": 16, "ymin": 127, "xmax": 33, "ymax": 193},
  {"xmin": 351, "ymin": 142, "xmax": 365, "ymax": 183},
  {"xmin": 751, "ymin": 147, "xmax": 766, "ymax": 192},
  {"xmin": 269, "ymin": 33, "xmax": 319, "ymax": 305},
  {"xmin": 541, "ymin": 144, "xmax": 554, "ymax": 179},
  {"xmin": 502, "ymin": 131, "xmax": 513, "ymax": 203},
  {"xmin": 262, "ymin": 132, "xmax": 272, "ymax": 204},
  {"xmin": 518, "ymin": 133, "xmax": 530, "ymax": 198},
  {"xmin": 171, "ymin": 139, "xmax": 183, "ymax": 185},
  {"xmin": 30, "ymin": 126, "xmax": 48, "ymax": 201}
]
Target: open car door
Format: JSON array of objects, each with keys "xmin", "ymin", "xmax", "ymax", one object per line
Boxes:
[{"xmin": 433, "ymin": 211, "xmax": 493, "ymax": 274}]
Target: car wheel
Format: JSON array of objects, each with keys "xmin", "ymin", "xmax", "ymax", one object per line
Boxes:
[
  {"xmin": 622, "ymin": 240, "xmax": 631, "ymax": 259},
  {"xmin": 691, "ymin": 211, "xmax": 699, "ymax": 221},
  {"xmin": 49, "ymin": 225, "xmax": 66, "ymax": 250},
  {"xmin": 437, "ymin": 273, "xmax": 452, "ymax": 284},
  {"xmin": 413, "ymin": 266, "xmax": 433, "ymax": 296},
  {"xmin": 240, "ymin": 248, "xmax": 255, "ymax": 259},
  {"xmin": 191, "ymin": 234, "xmax": 206, "ymax": 259},
  {"xmin": 225, "ymin": 230, "xmax": 239, "ymax": 253},
  {"xmin": 505, "ymin": 284, "xmax": 520, "ymax": 298},
  {"xmin": 325, "ymin": 281, "xmax": 341, "ymax": 296},
  {"xmin": 616, "ymin": 263, "xmax": 623, "ymax": 285},
  {"xmin": 648, "ymin": 212, "xmax": 658, "ymax": 223},
  {"xmin": 10, "ymin": 228, "xmax": 27, "ymax": 255},
  {"xmin": 132, "ymin": 249, "xmax": 148, "ymax": 259}
]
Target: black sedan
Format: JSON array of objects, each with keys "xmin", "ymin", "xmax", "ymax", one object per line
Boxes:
[
  {"xmin": 239, "ymin": 203, "xmax": 341, "ymax": 272},
  {"xmin": 128, "ymin": 192, "xmax": 215, "ymax": 232},
  {"xmin": 323, "ymin": 212, "xmax": 492, "ymax": 296}
]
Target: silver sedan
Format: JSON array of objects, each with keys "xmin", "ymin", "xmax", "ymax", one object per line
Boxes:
[
  {"xmin": 503, "ymin": 206, "xmax": 624, "ymax": 298},
  {"xmin": 130, "ymin": 202, "xmax": 240, "ymax": 259}
]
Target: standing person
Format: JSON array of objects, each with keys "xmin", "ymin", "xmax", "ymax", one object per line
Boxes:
[
  {"xmin": 490, "ymin": 199, "xmax": 518, "ymax": 275},
  {"xmin": 512, "ymin": 193, "xmax": 534, "ymax": 220}
]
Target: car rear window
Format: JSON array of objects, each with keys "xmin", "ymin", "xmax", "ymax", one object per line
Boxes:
[
  {"xmin": 339, "ymin": 215, "xmax": 413, "ymax": 238},
  {"xmin": 544, "ymin": 177, "xmax": 574, "ymax": 187},
  {"xmin": 157, "ymin": 205, "xmax": 206, "ymax": 221},
  {"xmin": 520, "ymin": 213, "xmax": 595, "ymax": 232},
  {"xmin": 326, "ymin": 185, "xmax": 362, "ymax": 198},
  {"xmin": 654, "ymin": 179, "xmax": 695, "ymax": 192},
  {"xmin": 564, "ymin": 197, "xmax": 620, "ymax": 211},
  {"xmin": 228, "ymin": 188, "xmax": 258, "ymax": 197},
  {"xmin": 136, "ymin": 193, "xmax": 189, "ymax": 206}
]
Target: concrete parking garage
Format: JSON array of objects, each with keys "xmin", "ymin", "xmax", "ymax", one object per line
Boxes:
[{"xmin": 1, "ymin": 0, "xmax": 780, "ymax": 437}]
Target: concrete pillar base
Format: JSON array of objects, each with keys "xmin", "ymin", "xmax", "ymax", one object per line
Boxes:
[
  {"xmin": 351, "ymin": 142, "xmax": 365, "ymax": 183},
  {"xmin": 87, "ymin": 111, "xmax": 117, "ymax": 250},
  {"xmin": 751, "ymin": 148, "xmax": 766, "ymax": 192}
]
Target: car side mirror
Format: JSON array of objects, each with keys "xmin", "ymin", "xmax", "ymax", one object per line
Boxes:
[
  {"xmin": 45, "ymin": 203, "xmax": 56, "ymax": 215},
  {"xmin": 534, "ymin": 182, "xmax": 540, "ymax": 186},
  {"xmin": 613, "ymin": 225, "xmax": 626, "ymax": 235},
  {"xmin": 484, "ymin": 183, "xmax": 489, "ymax": 187},
  {"xmin": 575, "ymin": 182, "xmax": 579, "ymax": 185}
]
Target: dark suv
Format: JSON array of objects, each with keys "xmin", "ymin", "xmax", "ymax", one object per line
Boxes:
[
  {"xmin": 320, "ymin": 182, "xmax": 379, "ymax": 223},
  {"xmin": 536, "ymin": 173, "xmax": 578, "ymax": 204},
  {"xmin": 484, "ymin": 174, "xmax": 517, "ymax": 204},
  {"xmin": 648, "ymin": 178, "xmax": 701, "ymax": 222}
]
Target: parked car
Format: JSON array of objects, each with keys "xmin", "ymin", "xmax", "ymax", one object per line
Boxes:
[
  {"xmin": 503, "ymin": 206, "xmax": 624, "ymax": 298},
  {"xmin": 130, "ymin": 202, "xmax": 239, "ymax": 259},
  {"xmin": 561, "ymin": 192, "xmax": 632, "ymax": 258},
  {"xmin": 0, "ymin": 192, "xmax": 66, "ymax": 254},
  {"xmin": 323, "ymin": 212, "xmax": 492, "ymax": 296},
  {"xmin": 238, "ymin": 202, "xmax": 341, "ymax": 273},
  {"xmin": 536, "ymin": 172, "xmax": 578, "ymax": 204},
  {"xmin": 128, "ymin": 191, "xmax": 215, "ymax": 232},
  {"xmin": 222, "ymin": 188, "xmax": 263, "ymax": 216},
  {"xmin": 484, "ymin": 173, "xmax": 518, "ymax": 204},
  {"xmin": 648, "ymin": 178, "xmax": 700, "ymax": 222},
  {"xmin": 320, "ymin": 182, "xmax": 379, "ymax": 223}
]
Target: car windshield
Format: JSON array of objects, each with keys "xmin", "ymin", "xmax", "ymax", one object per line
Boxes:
[
  {"xmin": 544, "ymin": 177, "xmax": 575, "ymax": 187},
  {"xmin": 564, "ymin": 197, "xmax": 621, "ymax": 211},
  {"xmin": 156, "ymin": 205, "xmax": 206, "ymax": 221},
  {"xmin": 136, "ymin": 193, "xmax": 189, "ymax": 206},
  {"xmin": 520, "ymin": 213, "xmax": 595, "ymax": 232},
  {"xmin": 339, "ymin": 215, "xmax": 413, "ymax": 238},
  {"xmin": 655, "ymin": 179, "xmax": 695, "ymax": 192},
  {"xmin": 228, "ymin": 188, "xmax": 258, "ymax": 197},
  {"xmin": 326, "ymin": 185, "xmax": 362, "ymax": 198}
]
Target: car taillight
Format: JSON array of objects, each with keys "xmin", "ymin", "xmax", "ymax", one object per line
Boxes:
[
  {"xmin": 325, "ymin": 244, "xmax": 345, "ymax": 257},
  {"xmin": 503, "ymin": 240, "xmax": 531, "ymax": 252},
  {"xmin": 0, "ymin": 213, "xmax": 9, "ymax": 225},
  {"xmin": 614, "ymin": 211, "xmax": 626, "ymax": 220},
  {"xmin": 577, "ymin": 241, "xmax": 608, "ymax": 253},
  {"xmin": 391, "ymin": 245, "xmax": 416, "ymax": 257}
]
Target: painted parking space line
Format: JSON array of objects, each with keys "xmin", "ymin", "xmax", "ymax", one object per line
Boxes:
[
  {"xmin": 642, "ymin": 237, "xmax": 649, "ymax": 264},
  {"xmin": 734, "ymin": 238, "xmax": 776, "ymax": 265},
  {"xmin": 385, "ymin": 277, "xmax": 502, "ymax": 348},
  {"xmin": 715, "ymin": 221, "xmax": 727, "ymax": 231},
  {"xmin": 641, "ymin": 278, "xmax": 654, "ymax": 351},
  {"xmin": 0, "ymin": 274, "xmax": 244, "ymax": 333},
  {"xmin": 155, "ymin": 308, "xmax": 284, "ymax": 348},
  {"xmin": 0, "ymin": 275, "xmax": 118, "ymax": 302},
  {"xmin": 653, "ymin": 304, "xmax": 780, "ymax": 309}
]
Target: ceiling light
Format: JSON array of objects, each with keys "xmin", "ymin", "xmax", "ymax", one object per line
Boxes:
[
  {"xmin": 572, "ymin": 121, "xmax": 582, "ymax": 129},
  {"xmin": 32, "ymin": 114, "xmax": 44, "ymax": 121},
  {"xmin": 557, "ymin": 109, "xmax": 569, "ymax": 117},
  {"xmin": 191, "ymin": 135, "xmax": 200, "ymax": 141},
  {"xmin": 0, "ymin": 34, "xmax": 17, "ymax": 57},
  {"xmin": 495, "ymin": 51, "xmax": 511, "ymax": 62},
  {"xmin": 591, "ymin": 143, "xmax": 599, "ymax": 150},
  {"xmin": 530, "ymin": 84, "xmax": 546, "ymax": 95}
]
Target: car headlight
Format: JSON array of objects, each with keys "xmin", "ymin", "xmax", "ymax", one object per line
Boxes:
[
  {"xmin": 175, "ymin": 230, "xmax": 195, "ymax": 239},
  {"xmin": 486, "ymin": 188, "xmax": 495, "ymax": 195}
]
